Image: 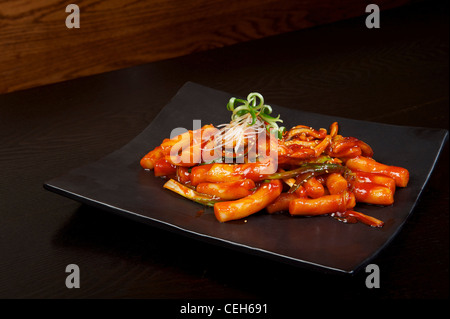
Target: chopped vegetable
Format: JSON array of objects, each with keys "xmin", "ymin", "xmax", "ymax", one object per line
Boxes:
[{"xmin": 163, "ymin": 179, "xmax": 221, "ymax": 207}]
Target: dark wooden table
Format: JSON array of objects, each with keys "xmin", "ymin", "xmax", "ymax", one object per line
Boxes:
[{"xmin": 1, "ymin": 0, "xmax": 448, "ymax": 307}]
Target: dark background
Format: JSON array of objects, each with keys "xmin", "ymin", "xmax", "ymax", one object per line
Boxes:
[{"xmin": 1, "ymin": 0, "xmax": 413, "ymax": 94}]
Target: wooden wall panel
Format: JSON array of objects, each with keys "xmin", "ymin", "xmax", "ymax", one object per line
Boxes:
[{"xmin": 0, "ymin": 0, "xmax": 412, "ymax": 94}]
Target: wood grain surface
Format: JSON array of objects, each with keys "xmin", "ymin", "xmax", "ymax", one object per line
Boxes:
[
  {"xmin": 0, "ymin": 0, "xmax": 448, "ymax": 305},
  {"xmin": 0, "ymin": 0, "xmax": 412, "ymax": 94}
]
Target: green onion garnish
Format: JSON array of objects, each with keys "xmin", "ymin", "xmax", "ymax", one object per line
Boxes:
[{"xmin": 226, "ymin": 93, "xmax": 285, "ymax": 139}]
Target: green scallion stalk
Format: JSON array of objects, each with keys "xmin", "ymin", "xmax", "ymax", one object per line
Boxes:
[
  {"xmin": 265, "ymin": 163, "xmax": 338, "ymax": 180},
  {"xmin": 163, "ymin": 179, "xmax": 220, "ymax": 207},
  {"xmin": 264, "ymin": 163, "xmax": 355, "ymax": 193},
  {"xmin": 226, "ymin": 93, "xmax": 285, "ymax": 139}
]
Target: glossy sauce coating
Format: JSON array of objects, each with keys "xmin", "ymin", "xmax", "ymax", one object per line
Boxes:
[
  {"xmin": 196, "ymin": 179, "xmax": 256, "ymax": 200},
  {"xmin": 346, "ymin": 156, "xmax": 409, "ymax": 187},
  {"xmin": 352, "ymin": 181, "xmax": 394, "ymax": 206},
  {"xmin": 289, "ymin": 192, "xmax": 354, "ymax": 216},
  {"xmin": 214, "ymin": 180, "xmax": 282, "ymax": 222}
]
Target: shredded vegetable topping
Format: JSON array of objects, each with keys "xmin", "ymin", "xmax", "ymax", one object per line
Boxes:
[
  {"xmin": 226, "ymin": 93, "xmax": 285, "ymax": 139},
  {"xmin": 202, "ymin": 93, "xmax": 285, "ymax": 160}
]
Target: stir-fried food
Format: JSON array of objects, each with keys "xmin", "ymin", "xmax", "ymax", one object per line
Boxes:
[{"xmin": 140, "ymin": 93, "xmax": 409, "ymax": 227}]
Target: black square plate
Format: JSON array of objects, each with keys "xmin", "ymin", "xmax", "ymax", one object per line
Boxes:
[{"xmin": 44, "ymin": 82, "xmax": 448, "ymax": 274}]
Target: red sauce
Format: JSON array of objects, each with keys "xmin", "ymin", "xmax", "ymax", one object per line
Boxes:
[
  {"xmin": 154, "ymin": 158, "xmax": 177, "ymax": 177},
  {"xmin": 352, "ymin": 182, "xmax": 372, "ymax": 201}
]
